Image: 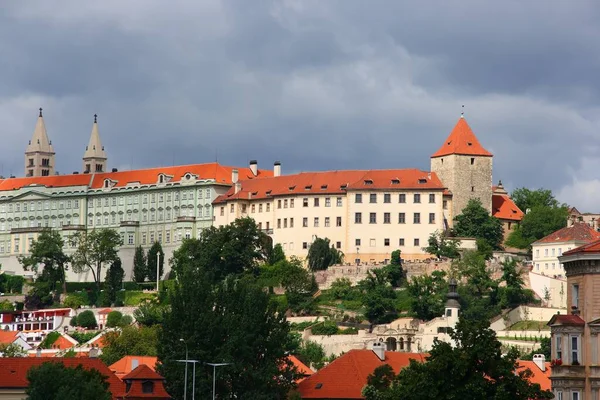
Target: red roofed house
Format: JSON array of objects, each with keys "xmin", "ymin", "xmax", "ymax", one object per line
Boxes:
[
  {"xmin": 297, "ymin": 345, "xmax": 426, "ymax": 399},
  {"xmin": 110, "ymin": 356, "xmax": 158, "ymax": 379},
  {"xmin": 0, "ymin": 357, "xmax": 171, "ymax": 399},
  {"xmin": 492, "ymin": 181, "xmax": 524, "ymax": 243},
  {"xmin": 547, "ymin": 239, "xmax": 600, "ymax": 399},
  {"xmin": 0, "ymin": 308, "xmax": 71, "ymax": 346},
  {"xmin": 0, "ymin": 331, "xmax": 32, "ymax": 354},
  {"xmin": 517, "ymin": 356, "xmax": 552, "ymax": 393},
  {"xmin": 288, "ymin": 355, "xmax": 313, "ymax": 383}
]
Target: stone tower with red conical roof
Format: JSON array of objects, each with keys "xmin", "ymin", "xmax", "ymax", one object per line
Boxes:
[
  {"xmin": 430, "ymin": 115, "xmax": 493, "ymax": 217},
  {"xmin": 24, "ymin": 108, "xmax": 56, "ymax": 177}
]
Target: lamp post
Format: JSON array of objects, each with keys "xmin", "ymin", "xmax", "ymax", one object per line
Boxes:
[
  {"xmin": 206, "ymin": 363, "xmax": 231, "ymax": 400},
  {"xmin": 179, "ymin": 339, "xmax": 188, "ymax": 400},
  {"xmin": 176, "ymin": 359, "xmax": 200, "ymax": 400},
  {"xmin": 156, "ymin": 251, "xmax": 160, "ymax": 292}
]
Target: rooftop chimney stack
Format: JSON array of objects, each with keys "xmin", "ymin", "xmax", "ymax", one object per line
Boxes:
[
  {"xmin": 371, "ymin": 342, "xmax": 386, "ymax": 361},
  {"xmin": 249, "ymin": 160, "xmax": 258, "ymax": 176},
  {"xmin": 274, "ymin": 161, "xmax": 281, "ymax": 177},
  {"xmin": 232, "ymin": 169, "xmax": 239, "ymax": 184},
  {"xmin": 533, "ymin": 354, "xmax": 546, "ymax": 372},
  {"xmin": 234, "ymin": 182, "xmax": 241, "ymax": 194},
  {"xmin": 131, "ymin": 359, "xmax": 139, "ymax": 370},
  {"xmin": 89, "ymin": 347, "xmax": 98, "ymax": 358}
]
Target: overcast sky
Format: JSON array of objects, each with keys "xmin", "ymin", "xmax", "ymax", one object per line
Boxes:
[{"xmin": 2, "ymin": 1, "xmax": 600, "ymax": 210}]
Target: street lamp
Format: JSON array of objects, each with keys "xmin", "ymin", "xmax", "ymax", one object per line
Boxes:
[
  {"xmin": 156, "ymin": 251, "xmax": 161, "ymax": 292},
  {"xmin": 206, "ymin": 363, "xmax": 231, "ymax": 400},
  {"xmin": 176, "ymin": 359, "xmax": 201, "ymax": 400},
  {"xmin": 178, "ymin": 339, "xmax": 188, "ymax": 400}
]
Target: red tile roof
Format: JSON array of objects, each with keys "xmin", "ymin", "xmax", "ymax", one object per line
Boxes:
[
  {"xmin": 547, "ymin": 314, "xmax": 585, "ymax": 326},
  {"xmin": 492, "ymin": 193, "xmax": 524, "ymax": 221},
  {"xmin": 516, "ymin": 360, "xmax": 551, "ymax": 392},
  {"xmin": 0, "ymin": 163, "xmax": 271, "ymax": 192},
  {"xmin": 297, "ymin": 350, "xmax": 426, "ymax": 399},
  {"xmin": 288, "ymin": 355, "xmax": 313, "ymax": 383},
  {"xmin": 431, "ymin": 117, "xmax": 492, "ymax": 158},
  {"xmin": 0, "ymin": 357, "xmax": 124, "ymax": 396},
  {"xmin": 562, "ymin": 238, "xmax": 600, "ymax": 256},
  {"xmin": 214, "ymin": 169, "xmax": 445, "ymax": 204},
  {"xmin": 534, "ymin": 223, "xmax": 600, "ymax": 245},
  {"xmin": 0, "ymin": 331, "xmax": 19, "ymax": 344},
  {"xmin": 121, "ymin": 365, "xmax": 171, "ymax": 399},
  {"xmin": 51, "ymin": 334, "xmax": 76, "ymax": 350},
  {"xmin": 110, "ymin": 356, "xmax": 158, "ymax": 379},
  {"xmin": 122, "ymin": 364, "xmax": 163, "ymax": 381},
  {"xmin": 98, "ymin": 308, "xmax": 113, "ymax": 315}
]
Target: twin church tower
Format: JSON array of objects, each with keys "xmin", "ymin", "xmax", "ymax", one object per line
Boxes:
[{"xmin": 24, "ymin": 108, "xmax": 107, "ymax": 177}]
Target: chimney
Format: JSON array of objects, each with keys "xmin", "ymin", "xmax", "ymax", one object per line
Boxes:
[
  {"xmin": 249, "ymin": 160, "xmax": 258, "ymax": 176},
  {"xmin": 131, "ymin": 358, "xmax": 139, "ymax": 370},
  {"xmin": 533, "ymin": 354, "xmax": 546, "ymax": 372},
  {"xmin": 232, "ymin": 169, "xmax": 239, "ymax": 184},
  {"xmin": 274, "ymin": 161, "xmax": 281, "ymax": 177},
  {"xmin": 111, "ymin": 168, "xmax": 118, "ymax": 173},
  {"xmin": 234, "ymin": 182, "xmax": 241, "ymax": 194},
  {"xmin": 371, "ymin": 342, "xmax": 386, "ymax": 361},
  {"xmin": 36, "ymin": 348, "xmax": 41, "ymax": 357},
  {"xmin": 89, "ymin": 347, "xmax": 98, "ymax": 358}
]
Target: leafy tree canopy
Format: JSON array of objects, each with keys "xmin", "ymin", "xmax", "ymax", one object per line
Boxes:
[
  {"xmin": 406, "ymin": 270, "xmax": 448, "ymax": 321},
  {"xmin": 511, "ymin": 187, "xmax": 562, "ymax": 212},
  {"xmin": 132, "ymin": 245, "xmax": 147, "ymax": 283},
  {"xmin": 147, "ymin": 241, "xmax": 165, "ymax": 282},
  {"xmin": 75, "ymin": 310, "xmax": 97, "ymax": 329},
  {"xmin": 26, "ymin": 362, "xmax": 112, "ymax": 400},
  {"xmin": 423, "ymin": 230, "xmax": 461, "ymax": 259},
  {"xmin": 507, "ymin": 206, "xmax": 569, "ymax": 249},
  {"xmin": 307, "ymin": 237, "xmax": 343, "ymax": 271},
  {"xmin": 104, "ymin": 258, "xmax": 124, "ymax": 306},
  {"xmin": 69, "ymin": 229, "xmax": 122, "ymax": 295},
  {"xmin": 363, "ymin": 318, "xmax": 553, "ymax": 400},
  {"xmin": 100, "ymin": 325, "xmax": 159, "ymax": 366},
  {"xmin": 454, "ymin": 199, "xmax": 504, "ymax": 250},
  {"xmin": 0, "ymin": 342, "xmax": 27, "ymax": 357},
  {"xmin": 19, "ymin": 229, "xmax": 69, "ymax": 295}
]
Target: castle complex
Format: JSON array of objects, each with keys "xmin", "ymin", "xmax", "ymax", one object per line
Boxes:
[{"xmin": 0, "ymin": 111, "xmax": 522, "ymax": 281}]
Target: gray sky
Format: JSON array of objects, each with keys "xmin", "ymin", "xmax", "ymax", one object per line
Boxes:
[{"xmin": 2, "ymin": 1, "xmax": 600, "ymax": 210}]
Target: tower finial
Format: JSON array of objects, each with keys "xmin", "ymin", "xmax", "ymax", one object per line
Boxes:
[
  {"xmin": 461, "ymin": 105, "xmax": 464, "ymax": 118},
  {"xmin": 94, "ymin": 113, "xmax": 97, "ymax": 123},
  {"xmin": 39, "ymin": 107, "xmax": 43, "ymax": 117}
]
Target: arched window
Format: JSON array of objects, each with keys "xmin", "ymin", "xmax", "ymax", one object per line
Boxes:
[
  {"xmin": 399, "ymin": 337, "xmax": 404, "ymax": 351},
  {"xmin": 386, "ymin": 337, "xmax": 397, "ymax": 351}
]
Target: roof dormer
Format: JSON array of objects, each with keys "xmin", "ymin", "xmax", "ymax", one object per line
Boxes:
[{"xmin": 157, "ymin": 173, "xmax": 173, "ymax": 185}]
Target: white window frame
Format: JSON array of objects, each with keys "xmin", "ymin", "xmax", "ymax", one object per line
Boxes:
[
  {"xmin": 555, "ymin": 334, "xmax": 562, "ymax": 361},
  {"xmin": 569, "ymin": 334, "xmax": 581, "ymax": 365}
]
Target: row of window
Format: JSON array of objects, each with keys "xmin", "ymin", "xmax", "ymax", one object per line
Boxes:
[
  {"xmin": 535, "ymin": 263, "xmax": 563, "ymax": 271},
  {"xmin": 296, "ymin": 237, "xmax": 422, "ymax": 250},
  {"xmin": 535, "ymin": 247, "xmax": 571, "ymax": 258},
  {"xmin": 355, "ymin": 193, "xmax": 436, "ymax": 204},
  {"xmin": 0, "ymin": 200, "xmax": 81, "ymax": 213},
  {"xmin": 355, "ymin": 212, "xmax": 436, "ymax": 224},
  {"xmin": 91, "ymin": 189, "xmax": 211, "ymax": 208}
]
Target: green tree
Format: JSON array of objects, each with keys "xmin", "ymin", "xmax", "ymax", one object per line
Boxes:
[
  {"xmin": 454, "ymin": 199, "xmax": 504, "ymax": 250},
  {"xmin": 69, "ymin": 229, "xmax": 123, "ymax": 296},
  {"xmin": 26, "ymin": 362, "xmax": 112, "ymax": 400},
  {"xmin": 170, "ymin": 218, "xmax": 270, "ymax": 282},
  {"xmin": 329, "ymin": 278, "xmax": 353, "ymax": 299},
  {"xmin": 24, "ymin": 281, "xmax": 54, "ymax": 310},
  {"xmin": 75, "ymin": 310, "xmax": 97, "ymax": 329},
  {"xmin": 521, "ymin": 337, "xmax": 551, "ymax": 361},
  {"xmin": 365, "ymin": 364, "xmax": 395, "ymax": 392},
  {"xmin": 100, "ymin": 325, "xmax": 159, "ymax": 366},
  {"xmin": 296, "ymin": 340, "xmax": 326, "ymax": 370},
  {"xmin": 268, "ymin": 243, "xmax": 286, "ymax": 265},
  {"xmin": 158, "ymin": 267, "xmax": 295, "ymax": 399},
  {"xmin": 511, "ymin": 187, "xmax": 561, "ymax": 212},
  {"xmin": 0, "ymin": 342, "xmax": 27, "ymax": 357},
  {"xmin": 133, "ymin": 302, "xmax": 164, "ymax": 327},
  {"xmin": 476, "ymin": 238, "xmax": 494, "ymax": 260},
  {"xmin": 406, "ymin": 270, "xmax": 448, "ymax": 321},
  {"xmin": 359, "ymin": 270, "xmax": 398, "ymax": 324},
  {"xmin": 279, "ymin": 259, "xmax": 318, "ymax": 314},
  {"xmin": 507, "ymin": 206, "xmax": 568, "ymax": 249},
  {"xmin": 106, "ymin": 311, "xmax": 123, "ymax": 328},
  {"xmin": 147, "ymin": 241, "xmax": 165, "ymax": 282},
  {"xmin": 363, "ymin": 318, "xmax": 553, "ymax": 400},
  {"xmin": 390, "ymin": 250, "xmax": 402, "ymax": 266},
  {"xmin": 498, "ymin": 258, "xmax": 535, "ymax": 309},
  {"xmin": 307, "ymin": 237, "xmax": 343, "ymax": 271},
  {"xmin": 132, "ymin": 245, "xmax": 147, "ymax": 283},
  {"xmin": 423, "ymin": 231, "xmax": 461, "ymax": 259},
  {"xmin": 104, "ymin": 258, "xmax": 124, "ymax": 306},
  {"xmin": 19, "ymin": 229, "xmax": 70, "ymax": 296}
]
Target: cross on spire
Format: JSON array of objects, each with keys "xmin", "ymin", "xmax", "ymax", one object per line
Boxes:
[
  {"xmin": 39, "ymin": 107, "xmax": 43, "ymax": 117},
  {"xmin": 461, "ymin": 105, "xmax": 464, "ymax": 118},
  {"xmin": 94, "ymin": 113, "xmax": 98, "ymax": 123}
]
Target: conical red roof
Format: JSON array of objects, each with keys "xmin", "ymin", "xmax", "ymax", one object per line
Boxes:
[{"xmin": 431, "ymin": 117, "xmax": 492, "ymax": 158}]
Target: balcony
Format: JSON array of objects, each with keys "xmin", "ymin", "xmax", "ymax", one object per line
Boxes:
[
  {"xmin": 120, "ymin": 221, "xmax": 139, "ymax": 227},
  {"xmin": 11, "ymin": 226, "xmax": 45, "ymax": 234},
  {"xmin": 61, "ymin": 224, "xmax": 86, "ymax": 231},
  {"xmin": 551, "ymin": 364, "xmax": 586, "ymax": 379},
  {"xmin": 176, "ymin": 216, "xmax": 196, "ymax": 222}
]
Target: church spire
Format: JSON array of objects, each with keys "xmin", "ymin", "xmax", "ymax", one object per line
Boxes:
[
  {"xmin": 25, "ymin": 107, "xmax": 55, "ymax": 177},
  {"xmin": 82, "ymin": 114, "xmax": 107, "ymax": 173}
]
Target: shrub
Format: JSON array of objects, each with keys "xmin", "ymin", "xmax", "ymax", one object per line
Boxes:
[
  {"xmin": 311, "ymin": 321, "xmax": 339, "ymax": 336},
  {"xmin": 329, "ymin": 278, "xmax": 353, "ymax": 300},
  {"xmin": 120, "ymin": 315, "xmax": 133, "ymax": 326},
  {"xmin": 63, "ymin": 294, "xmax": 84, "ymax": 309},
  {"xmin": 106, "ymin": 311, "xmax": 123, "ymax": 328},
  {"xmin": 0, "ymin": 300, "xmax": 14, "ymax": 311},
  {"xmin": 70, "ymin": 315, "xmax": 78, "ymax": 327},
  {"xmin": 70, "ymin": 331, "xmax": 98, "ymax": 344},
  {"xmin": 39, "ymin": 331, "xmax": 61, "ymax": 349},
  {"xmin": 75, "ymin": 310, "xmax": 97, "ymax": 329}
]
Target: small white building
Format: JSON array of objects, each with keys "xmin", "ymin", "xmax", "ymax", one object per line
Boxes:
[{"xmin": 531, "ymin": 223, "xmax": 600, "ymax": 278}]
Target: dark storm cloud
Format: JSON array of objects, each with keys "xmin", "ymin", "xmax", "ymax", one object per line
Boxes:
[{"xmin": 1, "ymin": 0, "xmax": 600, "ymax": 209}]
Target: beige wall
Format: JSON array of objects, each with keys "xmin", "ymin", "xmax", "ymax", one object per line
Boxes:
[
  {"xmin": 431, "ymin": 154, "xmax": 492, "ymax": 216},
  {"xmin": 214, "ymin": 189, "xmax": 447, "ymax": 262},
  {"xmin": 532, "ymin": 241, "xmax": 581, "ymax": 277},
  {"xmin": 0, "ymin": 389, "xmax": 26, "ymax": 400}
]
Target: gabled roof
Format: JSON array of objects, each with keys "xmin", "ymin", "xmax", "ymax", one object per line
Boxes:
[
  {"xmin": 110, "ymin": 356, "xmax": 158, "ymax": 378},
  {"xmin": 214, "ymin": 169, "xmax": 445, "ymax": 204},
  {"xmin": 547, "ymin": 314, "xmax": 585, "ymax": 327},
  {"xmin": 51, "ymin": 333, "xmax": 77, "ymax": 350},
  {"xmin": 0, "ymin": 357, "xmax": 124, "ymax": 395},
  {"xmin": 122, "ymin": 364, "xmax": 163, "ymax": 381},
  {"xmin": 492, "ymin": 192, "xmax": 524, "ymax": 221},
  {"xmin": 0, "ymin": 331, "xmax": 20, "ymax": 344},
  {"xmin": 431, "ymin": 117, "xmax": 492, "ymax": 158},
  {"xmin": 288, "ymin": 355, "xmax": 313, "ymax": 383},
  {"xmin": 516, "ymin": 360, "xmax": 551, "ymax": 391},
  {"xmin": 533, "ymin": 223, "xmax": 600, "ymax": 245},
  {"xmin": 297, "ymin": 350, "xmax": 426, "ymax": 399},
  {"xmin": 562, "ymin": 238, "xmax": 600, "ymax": 256}
]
